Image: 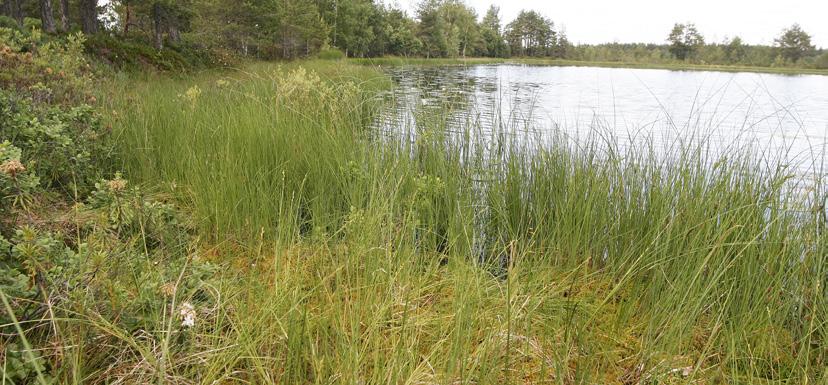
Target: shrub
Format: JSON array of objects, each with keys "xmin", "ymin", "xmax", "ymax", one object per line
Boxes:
[
  {"xmin": 0, "ymin": 16, "xmax": 18, "ymax": 30},
  {"xmin": 1, "ymin": 29, "xmax": 105, "ymax": 194},
  {"xmin": 22, "ymin": 17, "xmax": 40, "ymax": 32},
  {"xmin": 0, "ymin": 141, "xmax": 39, "ymax": 224},
  {"xmin": 84, "ymin": 34, "xmax": 229, "ymax": 71},
  {"xmin": 816, "ymin": 52, "xmax": 828, "ymax": 69},
  {"xmin": 0, "ymin": 23, "xmax": 215, "ymax": 384},
  {"xmin": 0, "ymin": 28, "xmax": 94, "ymax": 104}
]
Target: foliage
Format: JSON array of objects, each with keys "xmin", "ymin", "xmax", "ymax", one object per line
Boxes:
[
  {"xmin": 0, "ymin": 28, "xmax": 93, "ymax": 103},
  {"xmin": 317, "ymin": 0, "xmax": 376, "ymax": 57},
  {"xmin": 723, "ymin": 36, "xmax": 746, "ymax": 64},
  {"xmin": 667, "ymin": 22, "xmax": 704, "ymax": 60},
  {"xmin": 505, "ymin": 10, "xmax": 559, "ymax": 57},
  {"xmin": 379, "ymin": 7, "xmax": 422, "ymax": 56},
  {"xmin": 416, "ymin": 0, "xmax": 449, "ymax": 58},
  {"xmin": 0, "ymin": 15, "xmax": 18, "ymax": 30},
  {"xmin": 816, "ymin": 51, "xmax": 828, "ymax": 69},
  {"xmin": 0, "ymin": 141, "xmax": 39, "ymax": 225},
  {"xmin": 480, "ymin": 5, "xmax": 507, "ymax": 58},
  {"xmin": 0, "ymin": 29, "xmax": 105, "ymax": 194},
  {"xmin": 1, "ymin": 0, "xmax": 822, "ymax": 69},
  {"xmin": 775, "ymin": 23, "xmax": 815, "ymax": 63},
  {"xmin": 0, "ymin": 24, "xmax": 215, "ymax": 384},
  {"xmin": 84, "ymin": 33, "xmax": 221, "ymax": 71}
]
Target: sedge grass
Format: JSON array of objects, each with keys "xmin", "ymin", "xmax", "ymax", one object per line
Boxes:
[{"xmin": 89, "ymin": 60, "xmax": 828, "ymax": 383}]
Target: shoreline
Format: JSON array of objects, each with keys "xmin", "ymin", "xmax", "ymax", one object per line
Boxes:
[{"xmin": 350, "ymin": 57, "xmax": 828, "ymax": 76}]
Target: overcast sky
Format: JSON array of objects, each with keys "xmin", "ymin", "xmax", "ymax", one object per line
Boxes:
[{"xmin": 391, "ymin": 0, "xmax": 827, "ymax": 48}]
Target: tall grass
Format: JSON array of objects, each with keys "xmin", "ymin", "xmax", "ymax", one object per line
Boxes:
[{"xmin": 103, "ymin": 61, "xmax": 827, "ymax": 383}]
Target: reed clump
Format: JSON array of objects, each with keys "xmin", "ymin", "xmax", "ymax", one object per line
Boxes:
[{"xmin": 99, "ymin": 61, "xmax": 826, "ymax": 383}]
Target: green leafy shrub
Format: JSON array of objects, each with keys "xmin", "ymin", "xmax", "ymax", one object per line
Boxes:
[
  {"xmin": 87, "ymin": 173, "xmax": 191, "ymax": 253},
  {"xmin": 0, "ymin": 141, "xmax": 39, "ymax": 219},
  {"xmin": 0, "ymin": 174, "xmax": 216, "ymax": 382},
  {"xmin": 22, "ymin": 17, "xmax": 40, "ymax": 32},
  {"xmin": 0, "ymin": 92, "xmax": 106, "ymax": 194},
  {"xmin": 0, "ymin": 16, "xmax": 18, "ymax": 30},
  {"xmin": 816, "ymin": 52, "xmax": 828, "ymax": 70},
  {"xmin": 84, "ymin": 34, "xmax": 227, "ymax": 71},
  {"xmin": 0, "ymin": 28, "xmax": 106, "ymax": 195},
  {"xmin": 0, "ymin": 28, "xmax": 94, "ymax": 104},
  {"xmin": 0, "ymin": 23, "xmax": 215, "ymax": 384}
]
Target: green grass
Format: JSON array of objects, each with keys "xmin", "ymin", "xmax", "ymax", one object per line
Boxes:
[
  {"xmin": 351, "ymin": 56, "xmax": 828, "ymax": 75},
  {"xmin": 97, "ymin": 60, "xmax": 828, "ymax": 383}
]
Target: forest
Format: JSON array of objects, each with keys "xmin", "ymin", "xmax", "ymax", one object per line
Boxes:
[{"xmin": 1, "ymin": 0, "xmax": 826, "ymax": 69}]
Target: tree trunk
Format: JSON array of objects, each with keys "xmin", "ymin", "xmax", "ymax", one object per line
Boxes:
[
  {"xmin": 152, "ymin": 2, "xmax": 163, "ymax": 50},
  {"xmin": 123, "ymin": 3, "xmax": 130, "ymax": 34},
  {"xmin": 168, "ymin": 24, "xmax": 180, "ymax": 44},
  {"xmin": 40, "ymin": 0, "xmax": 56, "ymax": 33},
  {"xmin": 6, "ymin": 0, "xmax": 23, "ymax": 26},
  {"xmin": 79, "ymin": 0, "xmax": 97, "ymax": 34},
  {"xmin": 58, "ymin": 0, "xmax": 69, "ymax": 31}
]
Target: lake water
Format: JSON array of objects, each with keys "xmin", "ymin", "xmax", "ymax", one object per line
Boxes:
[{"xmin": 377, "ymin": 64, "xmax": 828, "ymax": 174}]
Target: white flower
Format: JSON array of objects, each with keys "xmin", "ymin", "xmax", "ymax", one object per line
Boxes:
[{"xmin": 179, "ymin": 302, "xmax": 196, "ymax": 328}]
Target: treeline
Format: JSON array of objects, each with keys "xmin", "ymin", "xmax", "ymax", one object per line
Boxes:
[
  {"xmin": 567, "ymin": 23, "xmax": 827, "ymax": 69},
  {"xmin": 0, "ymin": 0, "xmax": 570, "ymax": 60},
  {"xmin": 1, "ymin": 0, "xmax": 826, "ymax": 68}
]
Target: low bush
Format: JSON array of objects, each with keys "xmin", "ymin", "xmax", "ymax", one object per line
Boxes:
[
  {"xmin": 0, "ymin": 16, "xmax": 18, "ymax": 30},
  {"xmin": 816, "ymin": 52, "xmax": 828, "ymax": 69},
  {"xmin": 84, "ymin": 34, "xmax": 227, "ymax": 71},
  {"xmin": 1, "ymin": 25, "xmax": 215, "ymax": 384}
]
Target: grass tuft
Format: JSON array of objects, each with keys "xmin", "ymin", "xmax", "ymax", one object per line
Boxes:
[{"xmin": 101, "ymin": 61, "xmax": 828, "ymax": 383}]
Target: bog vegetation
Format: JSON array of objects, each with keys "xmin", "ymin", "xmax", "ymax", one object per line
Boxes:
[{"xmin": 0, "ymin": 1, "xmax": 827, "ymax": 384}]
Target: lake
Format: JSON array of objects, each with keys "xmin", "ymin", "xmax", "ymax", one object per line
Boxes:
[{"xmin": 377, "ymin": 64, "xmax": 828, "ymax": 174}]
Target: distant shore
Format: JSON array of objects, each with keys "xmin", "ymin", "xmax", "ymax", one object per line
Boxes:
[{"xmin": 350, "ymin": 57, "xmax": 828, "ymax": 76}]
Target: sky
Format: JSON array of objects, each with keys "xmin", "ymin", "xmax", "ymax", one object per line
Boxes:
[{"xmin": 391, "ymin": 0, "xmax": 827, "ymax": 48}]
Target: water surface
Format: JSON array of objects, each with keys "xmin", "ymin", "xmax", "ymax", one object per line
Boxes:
[{"xmin": 377, "ymin": 64, "xmax": 828, "ymax": 173}]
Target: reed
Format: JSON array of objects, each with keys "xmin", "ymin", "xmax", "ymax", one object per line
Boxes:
[{"xmin": 101, "ymin": 60, "xmax": 827, "ymax": 383}]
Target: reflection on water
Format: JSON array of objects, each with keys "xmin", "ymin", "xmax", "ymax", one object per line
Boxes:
[{"xmin": 376, "ymin": 64, "xmax": 828, "ymax": 174}]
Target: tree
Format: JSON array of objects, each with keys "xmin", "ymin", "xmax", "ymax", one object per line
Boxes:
[
  {"xmin": 377, "ymin": 6, "xmax": 421, "ymax": 57},
  {"xmin": 724, "ymin": 36, "xmax": 746, "ymax": 64},
  {"xmin": 480, "ymin": 5, "xmax": 507, "ymax": 57},
  {"xmin": 40, "ymin": 0, "xmax": 56, "ymax": 33},
  {"xmin": 79, "ymin": 0, "xmax": 98, "ymax": 34},
  {"xmin": 151, "ymin": 2, "xmax": 164, "ymax": 48},
  {"xmin": 416, "ymin": 0, "xmax": 448, "ymax": 58},
  {"xmin": 2, "ymin": 0, "xmax": 23, "ymax": 25},
  {"xmin": 506, "ymin": 10, "xmax": 555, "ymax": 57},
  {"xmin": 58, "ymin": 0, "xmax": 69, "ymax": 31},
  {"xmin": 187, "ymin": 0, "xmax": 267, "ymax": 56},
  {"xmin": 275, "ymin": 0, "xmax": 328, "ymax": 58},
  {"xmin": 554, "ymin": 29, "xmax": 571, "ymax": 59},
  {"xmin": 441, "ymin": 0, "xmax": 479, "ymax": 57},
  {"xmin": 337, "ymin": 0, "xmax": 375, "ymax": 57},
  {"xmin": 775, "ymin": 24, "xmax": 814, "ymax": 63},
  {"xmin": 667, "ymin": 23, "xmax": 704, "ymax": 60},
  {"xmin": 316, "ymin": 0, "xmax": 376, "ymax": 57}
]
